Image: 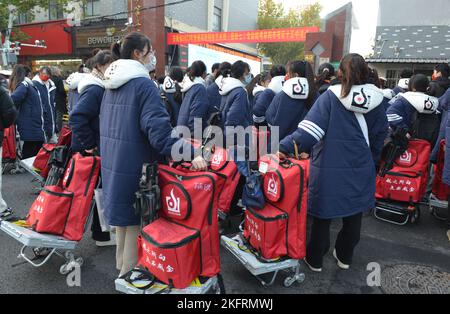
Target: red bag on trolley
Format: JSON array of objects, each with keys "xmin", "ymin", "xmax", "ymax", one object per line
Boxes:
[
  {"xmin": 376, "ymin": 139, "xmax": 430, "ymax": 203},
  {"xmin": 209, "ymin": 146, "xmax": 241, "ymax": 215},
  {"xmin": 138, "ymin": 218, "xmax": 202, "ymax": 288},
  {"xmin": 432, "ymin": 140, "xmax": 450, "ymax": 200},
  {"xmin": 251, "ymin": 126, "xmax": 270, "ymax": 160},
  {"xmin": 243, "ymin": 155, "xmax": 309, "ymax": 260},
  {"xmin": 57, "ymin": 125, "xmax": 72, "ymax": 147},
  {"xmin": 2, "ymin": 126, "xmax": 17, "ymax": 160},
  {"xmin": 61, "ymin": 153, "xmax": 101, "ymax": 241},
  {"xmin": 27, "ymin": 186, "xmax": 74, "ymax": 235},
  {"xmin": 32, "ymin": 144, "xmax": 57, "ymax": 178},
  {"xmin": 159, "ymin": 165, "xmax": 225, "ymax": 277}
]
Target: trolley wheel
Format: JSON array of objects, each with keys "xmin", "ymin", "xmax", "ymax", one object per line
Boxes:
[
  {"xmin": 283, "ymin": 276, "xmax": 295, "ymax": 288},
  {"xmin": 65, "ymin": 251, "xmax": 74, "ymax": 260},
  {"xmin": 59, "ymin": 264, "xmax": 70, "ymax": 275},
  {"xmin": 409, "ymin": 206, "xmax": 421, "ymax": 224}
]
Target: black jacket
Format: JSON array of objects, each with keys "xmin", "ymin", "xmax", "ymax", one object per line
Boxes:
[
  {"xmin": 429, "ymin": 77, "xmax": 450, "ymax": 98},
  {"xmin": 52, "ymin": 75, "xmax": 68, "ymax": 114},
  {"xmin": 0, "ymin": 86, "xmax": 18, "ymax": 146}
]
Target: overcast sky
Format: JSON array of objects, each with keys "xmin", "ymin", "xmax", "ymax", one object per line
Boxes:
[{"xmin": 274, "ymin": 0, "xmax": 379, "ymax": 57}]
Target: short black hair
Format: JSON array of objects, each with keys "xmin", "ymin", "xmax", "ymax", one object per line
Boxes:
[
  {"xmin": 188, "ymin": 60, "xmax": 207, "ymax": 80},
  {"xmin": 435, "ymin": 63, "xmax": 450, "ymax": 78},
  {"xmin": 169, "ymin": 66, "xmax": 185, "ymax": 82},
  {"xmin": 409, "ymin": 74, "xmax": 429, "ymax": 93},
  {"xmin": 231, "ymin": 61, "xmax": 250, "ymax": 80},
  {"xmin": 400, "ymin": 69, "xmax": 413, "ymax": 79},
  {"xmin": 212, "ymin": 63, "xmax": 220, "ymax": 73},
  {"xmin": 270, "ymin": 64, "xmax": 286, "ymax": 78}
]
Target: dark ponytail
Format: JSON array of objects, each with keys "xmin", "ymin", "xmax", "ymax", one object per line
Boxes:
[
  {"xmin": 188, "ymin": 60, "xmax": 207, "ymax": 80},
  {"xmin": 339, "ymin": 53, "xmax": 369, "ymax": 98},
  {"xmin": 287, "ymin": 60, "xmax": 317, "ymax": 108},
  {"xmin": 217, "ymin": 62, "xmax": 232, "ymax": 79},
  {"xmin": 110, "ymin": 32, "xmax": 151, "ymax": 60},
  {"xmin": 91, "ymin": 50, "xmax": 115, "ymax": 70}
]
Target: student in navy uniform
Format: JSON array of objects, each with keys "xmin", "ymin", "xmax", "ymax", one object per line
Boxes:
[
  {"xmin": 246, "ymin": 72, "xmax": 270, "ymax": 109},
  {"xmin": 278, "ymin": 54, "xmax": 388, "ymax": 272},
  {"xmin": 66, "ymin": 71, "xmax": 88, "ymax": 115},
  {"xmin": 162, "ymin": 66, "xmax": 184, "ymax": 127},
  {"xmin": 218, "ymin": 61, "xmax": 252, "ymax": 136},
  {"xmin": 70, "ymin": 50, "xmax": 115, "ymax": 246},
  {"xmin": 33, "ymin": 67, "xmax": 57, "ymax": 143},
  {"xmin": 393, "ymin": 69, "xmax": 413, "ymax": 96},
  {"xmin": 177, "ymin": 61, "xmax": 210, "ymax": 134},
  {"xmin": 429, "ymin": 63, "xmax": 450, "ymax": 98},
  {"xmin": 207, "ymin": 62, "xmax": 232, "ymax": 113},
  {"xmin": 437, "ymin": 88, "xmax": 450, "ymax": 227},
  {"xmin": 252, "ymin": 65, "xmax": 286, "ymax": 126},
  {"xmin": 206, "ymin": 62, "xmax": 220, "ymax": 86},
  {"xmin": 101, "ymin": 32, "xmax": 207, "ymax": 276},
  {"xmin": 10, "ymin": 65, "xmax": 48, "ymax": 158},
  {"xmin": 386, "ymin": 74, "xmax": 440, "ymax": 145},
  {"xmin": 266, "ymin": 60, "xmax": 318, "ymax": 141}
]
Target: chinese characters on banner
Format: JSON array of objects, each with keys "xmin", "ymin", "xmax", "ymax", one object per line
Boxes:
[{"xmin": 167, "ymin": 27, "xmax": 320, "ymax": 45}]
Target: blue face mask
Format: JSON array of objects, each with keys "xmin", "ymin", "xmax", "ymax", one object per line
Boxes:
[{"xmin": 244, "ymin": 73, "xmax": 252, "ymax": 85}]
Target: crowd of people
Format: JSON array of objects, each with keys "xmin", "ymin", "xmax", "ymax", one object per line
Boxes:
[{"xmin": 0, "ymin": 31, "xmax": 449, "ymax": 277}]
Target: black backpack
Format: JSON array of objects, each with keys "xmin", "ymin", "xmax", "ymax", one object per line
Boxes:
[{"xmin": 410, "ymin": 111, "xmax": 441, "ymax": 147}]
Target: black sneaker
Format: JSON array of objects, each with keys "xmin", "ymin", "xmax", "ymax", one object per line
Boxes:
[{"xmin": 0, "ymin": 207, "xmax": 13, "ymax": 220}]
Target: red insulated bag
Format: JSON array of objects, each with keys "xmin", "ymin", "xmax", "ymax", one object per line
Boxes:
[
  {"xmin": 33, "ymin": 144, "xmax": 57, "ymax": 178},
  {"xmin": 432, "ymin": 140, "xmax": 450, "ymax": 200},
  {"xmin": 376, "ymin": 139, "xmax": 431, "ymax": 203},
  {"xmin": 251, "ymin": 126, "xmax": 271, "ymax": 160},
  {"xmin": 61, "ymin": 153, "xmax": 101, "ymax": 241},
  {"xmin": 57, "ymin": 125, "xmax": 72, "ymax": 147},
  {"xmin": 26, "ymin": 186, "xmax": 74, "ymax": 235},
  {"xmin": 243, "ymin": 155, "xmax": 309, "ymax": 260},
  {"xmin": 137, "ymin": 218, "xmax": 201, "ymax": 288},
  {"xmin": 2, "ymin": 126, "xmax": 17, "ymax": 160},
  {"xmin": 156, "ymin": 165, "xmax": 225, "ymax": 279},
  {"xmin": 209, "ymin": 147, "xmax": 241, "ymax": 215}
]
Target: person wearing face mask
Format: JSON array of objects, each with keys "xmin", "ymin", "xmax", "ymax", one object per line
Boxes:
[
  {"xmin": 101, "ymin": 32, "xmax": 207, "ymax": 277},
  {"xmin": 10, "ymin": 65, "xmax": 47, "ymax": 158},
  {"xmin": 162, "ymin": 66, "xmax": 185, "ymax": 127},
  {"xmin": 177, "ymin": 60, "xmax": 210, "ymax": 134},
  {"xmin": 252, "ymin": 65, "xmax": 286, "ymax": 127},
  {"xmin": 69, "ymin": 49, "xmax": 116, "ymax": 246},
  {"xmin": 33, "ymin": 67, "xmax": 57, "ymax": 143},
  {"xmin": 266, "ymin": 60, "xmax": 318, "ymax": 141},
  {"xmin": 429, "ymin": 63, "xmax": 450, "ymax": 98}
]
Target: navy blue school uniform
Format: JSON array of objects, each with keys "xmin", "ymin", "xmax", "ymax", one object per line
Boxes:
[
  {"xmin": 10, "ymin": 78, "xmax": 47, "ymax": 142},
  {"xmin": 69, "ymin": 73, "xmax": 105, "ymax": 152},
  {"xmin": 206, "ymin": 76, "xmax": 222, "ymax": 112},
  {"xmin": 252, "ymin": 76, "xmax": 285, "ymax": 125},
  {"xmin": 280, "ymin": 84, "xmax": 388, "ymax": 219},
  {"xmin": 33, "ymin": 75, "xmax": 57, "ymax": 139},
  {"xmin": 218, "ymin": 77, "xmax": 252, "ymax": 131},
  {"xmin": 162, "ymin": 76, "xmax": 181, "ymax": 127},
  {"xmin": 100, "ymin": 59, "xmax": 193, "ymax": 227},
  {"xmin": 251, "ymin": 85, "xmax": 266, "ymax": 109},
  {"xmin": 66, "ymin": 72, "xmax": 88, "ymax": 114},
  {"xmin": 386, "ymin": 92, "xmax": 439, "ymax": 132},
  {"xmin": 177, "ymin": 76, "xmax": 210, "ymax": 133},
  {"xmin": 266, "ymin": 77, "xmax": 317, "ymax": 140},
  {"xmin": 436, "ymin": 89, "xmax": 450, "ymax": 184},
  {"xmin": 431, "ymin": 93, "xmax": 449, "ymax": 162}
]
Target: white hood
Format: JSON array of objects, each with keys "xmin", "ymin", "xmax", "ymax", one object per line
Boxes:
[
  {"xmin": 163, "ymin": 76, "xmax": 176, "ymax": 94},
  {"xmin": 402, "ymin": 92, "xmax": 439, "ymax": 114},
  {"xmin": 180, "ymin": 75, "xmax": 205, "ymax": 93},
  {"xmin": 66, "ymin": 72, "xmax": 88, "ymax": 90},
  {"xmin": 382, "ymin": 88, "xmax": 395, "ymax": 100},
  {"xmin": 398, "ymin": 78, "xmax": 410, "ymax": 90},
  {"xmin": 218, "ymin": 77, "xmax": 245, "ymax": 96},
  {"xmin": 252, "ymin": 85, "xmax": 266, "ymax": 97},
  {"xmin": 22, "ymin": 77, "xmax": 35, "ymax": 88},
  {"xmin": 78, "ymin": 74, "xmax": 105, "ymax": 94},
  {"xmin": 103, "ymin": 59, "xmax": 150, "ymax": 90},
  {"xmin": 329, "ymin": 84, "xmax": 384, "ymax": 114},
  {"xmin": 282, "ymin": 77, "xmax": 309, "ymax": 100},
  {"xmin": 32, "ymin": 75, "xmax": 55, "ymax": 92},
  {"xmin": 268, "ymin": 76, "xmax": 285, "ymax": 94}
]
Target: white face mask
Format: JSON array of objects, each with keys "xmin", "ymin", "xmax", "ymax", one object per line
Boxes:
[{"xmin": 144, "ymin": 53, "xmax": 157, "ymax": 72}]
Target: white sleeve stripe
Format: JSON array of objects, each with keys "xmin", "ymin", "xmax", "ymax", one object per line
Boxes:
[
  {"xmin": 388, "ymin": 117, "xmax": 403, "ymax": 122},
  {"xmin": 387, "ymin": 114, "xmax": 401, "ymax": 118},
  {"xmin": 300, "ymin": 120, "xmax": 325, "ymax": 137},
  {"xmin": 253, "ymin": 115, "xmax": 266, "ymax": 123},
  {"xmin": 299, "ymin": 124, "xmax": 322, "ymax": 142}
]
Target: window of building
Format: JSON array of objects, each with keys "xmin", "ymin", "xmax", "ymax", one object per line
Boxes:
[
  {"xmin": 49, "ymin": 0, "xmax": 64, "ymax": 20},
  {"xmin": 85, "ymin": 0, "xmax": 101, "ymax": 17},
  {"xmin": 212, "ymin": 6, "xmax": 222, "ymax": 32},
  {"xmin": 386, "ymin": 69, "xmax": 398, "ymax": 89}
]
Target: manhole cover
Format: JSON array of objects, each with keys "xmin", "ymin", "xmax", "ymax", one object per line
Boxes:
[{"xmin": 381, "ymin": 264, "xmax": 450, "ymax": 294}]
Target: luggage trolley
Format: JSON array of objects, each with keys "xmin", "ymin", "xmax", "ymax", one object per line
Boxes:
[
  {"xmin": 0, "ymin": 202, "xmax": 94, "ymax": 275},
  {"xmin": 19, "ymin": 157, "xmax": 45, "ymax": 183},
  {"xmin": 429, "ymin": 194, "xmax": 449, "ymax": 221},
  {"xmin": 221, "ymin": 234, "xmax": 305, "ymax": 288},
  {"xmin": 115, "ymin": 275, "xmax": 224, "ymax": 295}
]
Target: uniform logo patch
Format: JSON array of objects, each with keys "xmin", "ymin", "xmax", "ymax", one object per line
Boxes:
[{"xmin": 351, "ymin": 88, "xmax": 371, "ymax": 110}]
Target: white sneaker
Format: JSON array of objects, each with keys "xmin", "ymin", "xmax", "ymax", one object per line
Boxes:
[
  {"xmin": 96, "ymin": 232, "xmax": 116, "ymax": 247},
  {"xmin": 333, "ymin": 249, "xmax": 350, "ymax": 270},
  {"xmin": 303, "ymin": 258, "xmax": 322, "ymax": 272}
]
